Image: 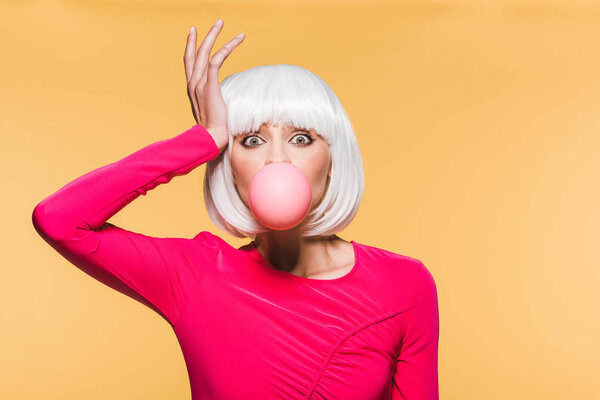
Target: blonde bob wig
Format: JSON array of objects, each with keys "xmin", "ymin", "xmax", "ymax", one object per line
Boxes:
[{"xmin": 203, "ymin": 64, "xmax": 364, "ymax": 239}]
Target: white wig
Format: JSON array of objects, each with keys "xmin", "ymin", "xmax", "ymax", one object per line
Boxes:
[{"xmin": 203, "ymin": 64, "xmax": 364, "ymax": 239}]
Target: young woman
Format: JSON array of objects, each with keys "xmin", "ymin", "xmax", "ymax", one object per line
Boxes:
[{"xmin": 32, "ymin": 19, "xmax": 439, "ymax": 400}]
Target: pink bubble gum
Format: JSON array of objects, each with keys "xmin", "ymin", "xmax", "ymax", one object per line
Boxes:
[{"xmin": 248, "ymin": 162, "xmax": 312, "ymax": 230}]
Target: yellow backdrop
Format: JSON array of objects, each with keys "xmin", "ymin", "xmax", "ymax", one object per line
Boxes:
[{"xmin": 3, "ymin": 0, "xmax": 599, "ymax": 399}]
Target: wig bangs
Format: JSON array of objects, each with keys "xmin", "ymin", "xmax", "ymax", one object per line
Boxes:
[{"xmin": 221, "ymin": 64, "xmax": 337, "ymax": 145}]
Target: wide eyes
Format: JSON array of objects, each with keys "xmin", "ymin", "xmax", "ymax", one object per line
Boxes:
[{"xmin": 241, "ymin": 132, "xmax": 314, "ymax": 148}]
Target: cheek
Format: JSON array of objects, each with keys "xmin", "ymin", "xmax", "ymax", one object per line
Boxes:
[
  {"xmin": 303, "ymin": 152, "xmax": 331, "ymax": 200},
  {"xmin": 231, "ymin": 146, "xmax": 254, "ymax": 182},
  {"xmin": 230, "ymin": 149, "xmax": 256, "ymax": 204}
]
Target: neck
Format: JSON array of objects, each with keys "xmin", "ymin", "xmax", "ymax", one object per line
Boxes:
[{"xmin": 252, "ymin": 231, "xmax": 342, "ymax": 275}]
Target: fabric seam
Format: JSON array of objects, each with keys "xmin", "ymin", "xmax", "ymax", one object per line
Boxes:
[{"xmin": 305, "ymin": 308, "xmax": 410, "ymax": 399}]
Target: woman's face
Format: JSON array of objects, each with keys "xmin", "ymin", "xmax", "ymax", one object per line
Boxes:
[{"xmin": 230, "ymin": 122, "xmax": 332, "ymax": 214}]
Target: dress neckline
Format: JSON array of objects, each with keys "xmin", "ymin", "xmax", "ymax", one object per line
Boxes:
[{"xmin": 245, "ymin": 240, "xmax": 361, "ymax": 284}]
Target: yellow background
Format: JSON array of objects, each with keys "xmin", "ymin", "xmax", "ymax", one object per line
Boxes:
[{"xmin": 3, "ymin": 0, "xmax": 599, "ymax": 398}]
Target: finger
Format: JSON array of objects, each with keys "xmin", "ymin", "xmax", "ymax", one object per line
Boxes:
[
  {"xmin": 187, "ymin": 90, "xmax": 199, "ymax": 122},
  {"xmin": 204, "ymin": 33, "xmax": 245, "ymax": 89},
  {"xmin": 184, "ymin": 26, "xmax": 197, "ymax": 83},
  {"xmin": 190, "ymin": 20, "xmax": 224, "ymax": 88}
]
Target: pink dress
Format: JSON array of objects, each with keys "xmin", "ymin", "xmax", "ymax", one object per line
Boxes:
[{"xmin": 32, "ymin": 124, "xmax": 439, "ymax": 399}]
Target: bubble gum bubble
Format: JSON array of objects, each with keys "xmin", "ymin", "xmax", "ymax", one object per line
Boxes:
[{"xmin": 248, "ymin": 162, "xmax": 312, "ymax": 230}]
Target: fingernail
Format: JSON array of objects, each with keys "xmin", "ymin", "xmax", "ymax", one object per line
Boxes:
[
  {"xmin": 215, "ymin": 19, "xmax": 223, "ymax": 26},
  {"xmin": 236, "ymin": 33, "xmax": 244, "ymax": 38},
  {"xmin": 189, "ymin": 26, "xmax": 195, "ymax": 34}
]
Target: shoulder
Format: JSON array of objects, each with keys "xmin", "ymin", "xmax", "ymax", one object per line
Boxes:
[
  {"xmin": 357, "ymin": 241, "xmax": 424, "ymax": 277},
  {"xmin": 189, "ymin": 230, "xmax": 230, "ymax": 257},
  {"xmin": 356, "ymin": 241, "xmax": 436, "ymax": 311},
  {"xmin": 192, "ymin": 230, "xmax": 221, "ymax": 245},
  {"xmin": 191, "ymin": 230, "xmax": 254, "ymax": 258}
]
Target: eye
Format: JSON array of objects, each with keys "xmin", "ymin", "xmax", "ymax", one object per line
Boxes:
[
  {"xmin": 241, "ymin": 134, "xmax": 265, "ymax": 147},
  {"xmin": 241, "ymin": 131, "xmax": 315, "ymax": 148},
  {"xmin": 291, "ymin": 132, "xmax": 314, "ymax": 145}
]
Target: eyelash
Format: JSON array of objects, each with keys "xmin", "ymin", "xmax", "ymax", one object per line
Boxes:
[{"xmin": 241, "ymin": 132, "xmax": 314, "ymax": 148}]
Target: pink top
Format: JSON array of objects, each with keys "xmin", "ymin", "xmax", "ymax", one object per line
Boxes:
[{"xmin": 32, "ymin": 124, "xmax": 439, "ymax": 399}]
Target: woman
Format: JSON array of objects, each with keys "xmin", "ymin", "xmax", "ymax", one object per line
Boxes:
[{"xmin": 32, "ymin": 19, "xmax": 439, "ymax": 400}]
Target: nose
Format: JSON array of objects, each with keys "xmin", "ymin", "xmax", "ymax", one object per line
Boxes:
[
  {"xmin": 265, "ymin": 158, "xmax": 290, "ymax": 166},
  {"xmin": 264, "ymin": 140, "xmax": 291, "ymax": 166}
]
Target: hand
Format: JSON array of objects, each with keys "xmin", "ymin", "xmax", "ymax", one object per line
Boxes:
[{"xmin": 184, "ymin": 20, "xmax": 245, "ymax": 152}]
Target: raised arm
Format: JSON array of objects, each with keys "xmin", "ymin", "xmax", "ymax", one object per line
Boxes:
[
  {"xmin": 32, "ymin": 124, "xmax": 222, "ymax": 326},
  {"xmin": 391, "ymin": 262, "xmax": 440, "ymax": 399},
  {"xmin": 31, "ymin": 20, "xmax": 246, "ymax": 327}
]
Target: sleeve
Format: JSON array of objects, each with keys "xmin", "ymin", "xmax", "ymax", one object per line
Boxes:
[
  {"xmin": 31, "ymin": 124, "xmax": 222, "ymax": 328},
  {"xmin": 391, "ymin": 261, "xmax": 440, "ymax": 400}
]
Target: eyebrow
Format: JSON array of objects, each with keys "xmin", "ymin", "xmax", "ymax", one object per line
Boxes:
[{"xmin": 247, "ymin": 127, "xmax": 310, "ymax": 135}]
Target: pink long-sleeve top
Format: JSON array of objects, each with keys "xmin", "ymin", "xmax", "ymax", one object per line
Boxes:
[{"xmin": 31, "ymin": 124, "xmax": 439, "ymax": 400}]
